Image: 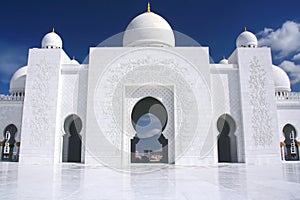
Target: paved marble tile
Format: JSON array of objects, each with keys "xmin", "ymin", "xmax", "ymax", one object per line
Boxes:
[{"xmin": 0, "ymin": 162, "xmax": 300, "ymax": 199}]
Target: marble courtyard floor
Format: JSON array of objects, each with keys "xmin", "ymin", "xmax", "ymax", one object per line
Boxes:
[{"xmin": 0, "ymin": 162, "xmax": 300, "ymax": 199}]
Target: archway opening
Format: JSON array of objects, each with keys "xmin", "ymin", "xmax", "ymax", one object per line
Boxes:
[
  {"xmin": 217, "ymin": 114, "xmax": 237, "ymax": 163},
  {"xmin": 1, "ymin": 124, "xmax": 18, "ymax": 162},
  {"xmin": 282, "ymin": 124, "xmax": 299, "ymax": 161},
  {"xmin": 62, "ymin": 115, "xmax": 82, "ymax": 163},
  {"xmin": 131, "ymin": 97, "xmax": 168, "ymax": 163}
]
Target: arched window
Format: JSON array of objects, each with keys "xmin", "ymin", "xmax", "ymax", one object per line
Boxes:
[
  {"xmin": 217, "ymin": 114, "xmax": 238, "ymax": 163},
  {"xmin": 1, "ymin": 124, "xmax": 18, "ymax": 162},
  {"xmin": 62, "ymin": 114, "xmax": 83, "ymax": 163},
  {"xmin": 282, "ymin": 124, "xmax": 299, "ymax": 161}
]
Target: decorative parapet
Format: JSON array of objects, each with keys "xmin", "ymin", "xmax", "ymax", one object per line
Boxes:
[
  {"xmin": 276, "ymin": 92, "xmax": 300, "ymax": 101},
  {"xmin": 288, "ymin": 92, "xmax": 300, "ymax": 100},
  {"xmin": 0, "ymin": 94, "xmax": 25, "ymax": 102}
]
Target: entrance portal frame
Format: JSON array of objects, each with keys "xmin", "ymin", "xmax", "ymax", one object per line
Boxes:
[{"xmin": 123, "ymin": 85, "xmax": 175, "ymax": 165}]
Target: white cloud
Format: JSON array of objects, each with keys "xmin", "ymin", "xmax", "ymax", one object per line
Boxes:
[
  {"xmin": 292, "ymin": 53, "xmax": 300, "ymax": 61},
  {"xmin": 279, "ymin": 60, "xmax": 300, "ymax": 84},
  {"xmin": 257, "ymin": 21, "xmax": 300, "ymax": 59},
  {"xmin": 257, "ymin": 28, "xmax": 274, "ymax": 37}
]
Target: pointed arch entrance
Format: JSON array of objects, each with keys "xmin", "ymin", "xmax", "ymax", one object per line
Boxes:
[
  {"xmin": 282, "ymin": 124, "xmax": 299, "ymax": 161},
  {"xmin": 131, "ymin": 97, "xmax": 168, "ymax": 163},
  {"xmin": 217, "ymin": 114, "xmax": 237, "ymax": 163},
  {"xmin": 1, "ymin": 124, "xmax": 18, "ymax": 162},
  {"xmin": 62, "ymin": 114, "xmax": 83, "ymax": 163}
]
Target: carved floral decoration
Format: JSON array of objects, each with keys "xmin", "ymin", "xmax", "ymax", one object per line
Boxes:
[{"xmin": 248, "ymin": 56, "xmax": 273, "ymax": 147}]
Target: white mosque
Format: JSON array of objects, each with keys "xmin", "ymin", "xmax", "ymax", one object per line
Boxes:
[{"xmin": 0, "ymin": 4, "xmax": 299, "ymax": 167}]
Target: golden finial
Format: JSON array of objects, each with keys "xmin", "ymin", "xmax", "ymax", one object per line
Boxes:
[
  {"xmin": 147, "ymin": 2, "xmax": 151, "ymax": 13},
  {"xmin": 52, "ymin": 27, "xmax": 55, "ymax": 33},
  {"xmin": 244, "ymin": 27, "xmax": 247, "ymax": 32}
]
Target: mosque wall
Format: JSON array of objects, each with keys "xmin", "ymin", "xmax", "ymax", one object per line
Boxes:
[
  {"xmin": 85, "ymin": 46, "xmax": 215, "ymax": 167},
  {"xmin": 0, "ymin": 102, "xmax": 23, "ymax": 161},
  {"xmin": 0, "ymin": 103, "xmax": 23, "ymax": 136},
  {"xmin": 59, "ymin": 65, "xmax": 88, "ymax": 163},
  {"xmin": 210, "ymin": 64, "xmax": 245, "ymax": 163},
  {"xmin": 234, "ymin": 48, "xmax": 280, "ymax": 164},
  {"xmin": 276, "ymin": 103, "xmax": 300, "ymax": 152},
  {"xmin": 0, "ymin": 102, "xmax": 23, "ymax": 143},
  {"xmin": 19, "ymin": 49, "xmax": 69, "ymax": 164}
]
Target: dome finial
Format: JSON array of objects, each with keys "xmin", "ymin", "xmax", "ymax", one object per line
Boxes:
[
  {"xmin": 223, "ymin": 56, "xmax": 226, "ymax": 59},
  {"xmin": 147, "ymin": 2, "xmax": 151, "ymax": 13},
  {"xmin": 72, "ymin": 56, "xmax": 75, "ymax": 60},
  {"xmin": 52, "ymin": 27, "xmax": 55, "ymax": 33},
  {"xmin": 244, "ymin": 27, "xmax": 247, "ymax": 32}
]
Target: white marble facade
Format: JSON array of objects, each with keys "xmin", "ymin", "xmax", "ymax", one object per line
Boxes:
[{"xmin": 0, "ymin": 7, "xmax": 299, "ymax": 167}]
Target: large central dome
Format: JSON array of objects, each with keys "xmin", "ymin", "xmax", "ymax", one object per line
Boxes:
[{"xmin": 123, "ymin": 3, "xmax": 175, "ymax": 47}]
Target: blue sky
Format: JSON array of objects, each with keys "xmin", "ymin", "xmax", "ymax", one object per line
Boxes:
[{"xmin": 0, "ymin": 0, "xmax": 300, "ymax": 94}]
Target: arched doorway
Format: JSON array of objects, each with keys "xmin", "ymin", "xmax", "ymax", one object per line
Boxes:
[
  {"xmin": 62, "ymin": 115, "xmax": 83, "ymax": 163},
  {"xmin": 1, "ymin": 124, "xmax": 18, "ymax": 162},
  {"xmin": 282, "ymin": 124, "xmax": 299, "ymax": 161},
  {"xmin": 131, "ymin": 97, "xmax": 168, "ymax": 163},
  {"xmin": 217, "ymin": 114, "xmax": 237, "ymax": 163}
]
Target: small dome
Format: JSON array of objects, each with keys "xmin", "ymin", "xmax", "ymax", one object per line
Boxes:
[
  {"xmin": 10, "ymin": 66, "xmax": 27, "ymax": 94},
  {"xmin": 236, "ymin": 28, "xmax": 258, "ymax": 48},
  {"xmin": 272, "ymin": 65, "xmax": 291, "ymax": 92},
  {"xmin": 219, "ymin": 57, "xmax": 228, "ymax": 64},
  {"xmin": 41, "ymin": 28, "xmax": 62, "ymax": 49},
  {"xmin": 123, "ymin": 3, "xmax": 175, "ymax": 47}
]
